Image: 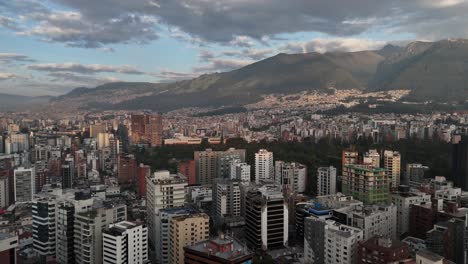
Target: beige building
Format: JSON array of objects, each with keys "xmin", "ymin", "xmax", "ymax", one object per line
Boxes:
[
  {"xmin": 170, "ymin": 213, "xmax": 210, "ymax": 264},
  {"xmin": 384, "ymin": 150, "xmax": 401, "ymax": 188}
]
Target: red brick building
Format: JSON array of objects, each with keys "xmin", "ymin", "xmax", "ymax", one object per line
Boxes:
[
  {"xmin": 358, "ymin": 236, "xmax": 409, "ymax": 264},
  {"xmin": 178, "ymin": 160, "xmax": 196, "ymax": 185},
  {"xmin": 118, "ymin": 154, "xmax": 137, "ymax": 183},
  {"xmin": 137, "ymin": 164, "xmax": 151, "ymax": 198}
]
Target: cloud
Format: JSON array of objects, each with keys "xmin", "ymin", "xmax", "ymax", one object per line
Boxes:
[
  {"xmin": 0, "ymin": 15, "xmax": 20, "ymax": 30},
  {"xmin": 193, "ymin": 58, "xmax": 254, "ymax": 73},
  {"xmin": 28, "ymin": 62, "xmax": 144, "ymax": 75},
  {"xmin": 222, "ymin": 48, "xmax": 274, "ymax": 60},
  {"xmin": 0, "ymin": 72, "xmax": 29, "ymax": 81},
  {"xmin": 151, "ymin": 70, "xmax": 200, "ymax": 82},
  {"xmin": 281, "ymin": 37, "xmax": 386, "ymax": 53},
  {"xmin": 0, "ymin": 53, "xmax": 36, "ymax": 63},
  {"xmin": 47, "ymin": 72, "xmax": 120, "ymax": 85}
]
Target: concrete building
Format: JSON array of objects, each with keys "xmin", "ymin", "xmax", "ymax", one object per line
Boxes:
[
  {"xmin": 214, "ymin": 178, "xmax": 241, "ymax": 220},
  {"xmin": 384, "ymin": 150, "xmax": 401, "ymax": 188},
  {"xmin": 406, "ymin": 163, "xmax": 430, "ymax": 187},
  {"xmin": 117, "ymin": 154, "xmax": 137, "ymax": 183},
  {"xmin": 245, "ymin": 185, "xmax": 288, "ymax": 251},
  {"xmin": 274, "ymin": 161, "xmax": 307, "ymax": 194},
  {"xmin": 170, "ymin": 213, "xmax": 210, "ymax": 264},
  {"xmin": 194, "ymin": 149, "xmax": 218, "ymax": 185},
  {"xmin": 342, "ymin": 150, "xmax": 358, "ymax": 174},
  {"xmin": 230, "ymin": 160, "xmax": 251, "ymax": 183},
  {"xmin": 178, "ymin": 160, "xmax": 195, "ymax": 185},
  {"xmin": 149, "ymin": 113, "xmax": 163, "ymax": 147},
  {"xmin": 324, "ymin": 220, "xmax": 363, "ymax": 264},
  {"xmin": 61, "ymin": 156, "xmax": 74, "ymax": 189},
  {"xmin": 255, "ymin": 149, "xmax": 274, "ymax": 184},
  {"xmin": 90, "ymin": 123, "xmax": 106, "ymax": 138},
  {"xmin": 335, "ymin": 205, "xmax": 397, "ymax": 240},
  {"xmin": 363, "ymin": 149, "xmax": 380, "ymax": 167},
  {"xmin": 0, "ymin": 233, "xmax": 18, "ymax": 264},
  {"xmin": 32, "ymin": 197, "xmax": 57, "ymax": 258},
  {"xmin": 317, "ymin": 166, "xmax": 337, "ymax": 196},
  {"xmin": 146, "ymin": 171, "xmax": 187, "ymax": 248},
  {"xmin": 102, "ymin": 221, "xmax": 149, "ymax": 264},
  {"xmin": 184, "ymin": 234, "xmax": 253, "ymax": 264},
  {"xmin": 342, "ymin": 165, "xmax": 389, "ymax": 205},
  {"xmin": 303, "ymin": 217, "xmax": 328, "ymax": 264},
  {"xmin": 358, "ymin": 236, "xmax": 409, "ymax": 264},
  {"xmin": 74, "ymin": 204, "xmax": 127, "ymax": 264},
  {"xmin": 0, "ymin": 176, "xmax": 9, "ymax": 208},
  {"xmin": 14, "ymin": 166, "xmax": 35, "ymax": 203},
  {"xmin": 416, "ymin": 250, "xmax": 453, "ymax": 264},
  {"xmin": 155, "ymin": 207, "xmax": 198, "ymax": 264},
  {"xmin": 391, "ymin": 186, "xmax": 432, "ymax": 236},
  {"xmin": 217, "ymin": 148, "xmax": 246, "ymax": 179}
]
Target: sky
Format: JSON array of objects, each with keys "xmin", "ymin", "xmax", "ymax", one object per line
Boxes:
[{"xmin": 1, "ymin": 0, "xmax": 468, "ymax": 96}]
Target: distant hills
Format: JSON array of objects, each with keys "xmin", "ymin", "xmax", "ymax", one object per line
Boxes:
[
  {"xmin": 0, "ymin": 93, "xmax": 52, "ymax": 111},
  {"xmin": 6, "ymin": 38, "xmax": 468, "ymax": 112}
]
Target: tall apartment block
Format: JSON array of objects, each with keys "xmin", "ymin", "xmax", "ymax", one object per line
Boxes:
[
  {"xmin": 32, "ymin": 197, "xmax": 57, "ymax": 258},
  {"xmin": 274, "ymin": 161, "xmax": 307, "ymax": 194},
  {"xmin": 74, "ymin": 204, "xmax": 127, "ymax": 264},
  {"xmin": 324, "ymin": 220, "xmax": 363, "ymax": 264},
  {"xmin": 384, "ymin": 150, "xmax": 401, "ymax": 188},
  {"xmin": 391, "ymin": 186, "xmax": 431, "ymax": 236},
  {"xmin": 342, "ymin": 165, "xmax": 390, "ymax": 205},
  {"xmin": 363, "ymin": 149, "xmax": 380, "ymax": 167},
  {"xmin": 155, "ymin": 207, "xmax": 198, "ymax": 264},
  {"xmin": 195, "ymin": 149, "xmax": 218, "ymax": 185},
  {"xmin": 217, "ymin": 148, "xmax": 246, "ymax": 179},
  {"xmin": 405, "ymin": 163, "xmax": 430, "ymax": 187},
  {"xmin": 317, "ymin": 166, "xmax": 337, "ymax": 196},
  {"xmin": 102, "ymin": 221, "xmax": 149, "ymax": 264},
  {"xmin": 245, "ymin": 185, "xmax": 288, "ymax": 251},
  {"xmin": 255, "ymin": 149, "xmax": 274, "ymax": 184},
  {"xmin": 213, "ymin": 178, "xmax": 241, "ymax": 220},
  {"xmin": 230, "ymin": 160, "xmax": 251, "ymax": 183},
  {"xmin": 342, "ymin": 150, "xmax": 358, "ymax": 174},
  {"xmin": 149, "ymin": 113, "xmax": 163, "ymax": 146},
  {"xmin": 170, "ymin": 213, "xmax": 210, "ymax": 264},
  {"xmin": 14, "ymin": 166, "xmax": 35, "ymax": 203},
  {"xmin": 146, "ymin": 171, "xmax": 187, "ymax": 248}
]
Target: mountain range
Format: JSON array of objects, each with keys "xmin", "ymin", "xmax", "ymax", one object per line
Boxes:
[{"xmin": 6, "ymin": 38, "xmax": 468, "ymax": 112}]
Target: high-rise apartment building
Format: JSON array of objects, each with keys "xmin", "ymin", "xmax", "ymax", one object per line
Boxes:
[
  {"xmin": 178, "ymin": 160, "xmax": 196, "ymax": 185},
  {"xmin": 336, "ymin": 205, "xmax": 397, "ymax": 240},
  {"xmin": 195, "ymin": 149, "xmax": 218, "ymax": 185},
  {"xmin": 255, "ymin": 149, "xmax": 274, "ymax": 184},
  {"xmin": 32, "ymin": 197, "xmax": 57, "ymax": 258},
  {"xmin": 90, "ymin": 123, "xmax": 106, "ymax": 139},
  {"xmin": 0, "ymin": 176, "xmax": 9, "ymax": 208},
  {"xmin": 230, "ymin": 160, "xmax": 251, "ymax": 183},
  {"xmin": 342, "ymin": 150, "xmax": 358, "ymax": 174},
  {"xmin": 74, "ymin": 204, "xmax": 127, "ymax": 264},
  {"xmin": 384, "ymin": 150, "xmax": 401, "ymax": 188},
  {"xmin": 324, "ymin": 220, "xmax": 363, "ymax": 264},
  {"xmin": 14, "ymin": 166, "xmax": 35, "ymax": 203},
  {"xmin": 102, "ymin": 221, "xmax": 149, "ymax": 264},
  {"xmin": 451, "ymin": 135, "xmax": 468, "ymax": 191},
  {"xmin": 274, "ymin": 161, "xmax": 307, "ymax": 194},
  {"xmin": 213, "ymin": 178, "xmax": 241, "ymax": 220},
  {"xmin": 149, "ymin": 113, "xmax": 163, "ymax": 147},
  {"xmin": 391, "ymin": 186, "xmax": 432, "ymax": 236},
  {"xmin": 118, "ymin": 154, "xmax": 137, "ymax": 183},
  {"xmin": 146, "ymin": 171, "xmax": 187, "ymax": 247},
  {"xmin": 137, "ymin": 164, "xmax": 151, "ymax": 198},
  {"xmin": 245, "ymin": 185, "xmax": 288, "ymax": 250},
  {"xmin": 170, "ymin": 213, "xmax": 210, "ymax": 264},
  {"xmin": 317, "ymin": 166, "xmax": 337, "ymax": 196},
  {"xmin": 363, "ymin": 149, "xmax": 380, "ymax": 167},
  {"xmin": 155, "ymin": 207, "xmax": 198, "ymax": 264},
  {"xmin": 217, "ymin": 148, "xmax": 246, "ymax": 179},
  {"xmin": 406, "ymin": 163, "xmax": 430, "ymax": 187},
  {"xmin": 342, "ymin": 165, "xmax": 389, "ymax": 205},
  {"xmin": 61, "ymin": 157, "xmax": 74, "ymax": 189}
]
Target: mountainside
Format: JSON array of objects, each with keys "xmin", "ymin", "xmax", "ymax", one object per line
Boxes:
[
  {"xmin": 369, "ymin": 39, "xmax": 468, "ymax": 101},
  {"xmin": 0, "ymin": 93, "xmax": 52, "ymax": 111},
  {"xmin": 46, "ymin": 38, "xmax": 468, "ymax": 112}
]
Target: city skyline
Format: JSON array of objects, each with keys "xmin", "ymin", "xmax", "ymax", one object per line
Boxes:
[{"xmin": 1, "ymin": 0, "xmax": 468, "ymax": 95}]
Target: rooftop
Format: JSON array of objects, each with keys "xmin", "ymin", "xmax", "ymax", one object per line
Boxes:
[{"xmin": 185, "ymin": 235, "xmax": 252, "ymax": 261}]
